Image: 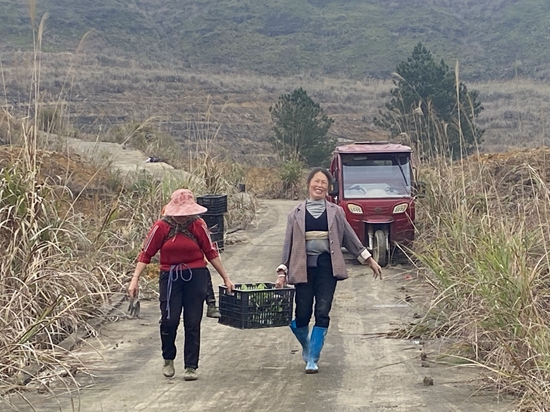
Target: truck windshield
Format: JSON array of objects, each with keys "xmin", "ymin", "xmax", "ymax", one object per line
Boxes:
[{"xmin": 341, "ymin": 153, "xmax": 412, "ymax": 199}]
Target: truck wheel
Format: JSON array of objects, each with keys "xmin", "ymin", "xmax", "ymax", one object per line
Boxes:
[{"xmin": 373, "ymin": 230, "xmax": 388, "ymax": 267}]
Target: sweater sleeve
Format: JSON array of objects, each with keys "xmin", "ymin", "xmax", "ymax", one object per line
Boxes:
[
  {"xmin": 192, "ymin": 218, "xmax": 220, "ymax": 261},
  {"xmin": 137, "ymin": 221, "xmax": 168, "ymax": 264}
]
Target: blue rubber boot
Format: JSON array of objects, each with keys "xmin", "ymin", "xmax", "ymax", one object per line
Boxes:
[
  {"xmin": 306, "ymin": 326, "xmax": 328, "ymax": 374},
  {"xmin": 290, "ymin": 320, "xmax": 309, "ymax": 363}
]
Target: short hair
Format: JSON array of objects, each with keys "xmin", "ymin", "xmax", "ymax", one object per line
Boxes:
[{"xmin": 307, "ymin": 167, "xmax": 333, "ymax": 186}]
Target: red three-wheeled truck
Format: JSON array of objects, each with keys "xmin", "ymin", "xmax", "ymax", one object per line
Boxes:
[{"xmin": 328, "ymin": 142, "xmax": 418, "ymax": 267}]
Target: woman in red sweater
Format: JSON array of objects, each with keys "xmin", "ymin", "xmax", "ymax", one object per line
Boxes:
[{"xmin": 128, "ymin": 189, "xmax": 234, "ymax": 381}]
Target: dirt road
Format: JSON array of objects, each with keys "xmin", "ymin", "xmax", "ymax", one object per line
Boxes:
[{"xmin": 9, "ymin": 200, "xmax": 512, "ymax": 411}]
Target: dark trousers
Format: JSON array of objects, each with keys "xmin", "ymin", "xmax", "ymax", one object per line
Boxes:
[
  {"xmin": 206, "ymin": 274, "xmax": 216, "ymax": 304},
  {"xmin": 294, "ymin": 253, "xmax": 338, "ymax": 329},
  {"xmin": 159, "ymin": 267, "xmax": 208, "ymax": 369}
]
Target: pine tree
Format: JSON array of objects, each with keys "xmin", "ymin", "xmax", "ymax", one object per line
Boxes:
[
  {"xmin": 269, "ymin": 88, "xmax": 335, "ymax": 166},
  {"xmin": 374, "ymin": 43, "xmax": 484, "ymax": 159}
]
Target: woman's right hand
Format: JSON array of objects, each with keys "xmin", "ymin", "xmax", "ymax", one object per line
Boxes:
[
  {"xmin": 128, "ymin": 263, "xmax": 146, "ymax": 298},
  {"xmin": 128, "ymin": 277, "xmax": 139, "ymax": 298},
  {"xmin": 275, "ymin": 270, "xmax": 287, "ymax": 289}
]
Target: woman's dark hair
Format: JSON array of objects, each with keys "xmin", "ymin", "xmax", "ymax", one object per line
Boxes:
[{"xmin": 307, "ymin": 167, "xmax": 333, "ymax": 185}]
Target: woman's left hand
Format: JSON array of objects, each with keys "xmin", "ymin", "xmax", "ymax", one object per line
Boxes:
[
  {"xmin": 367, "ymin": 257, "xmax": 383, "ymax": 280},
  {"xmin": 224, "ymin": 278, "xmax": 235, "ymax": 294}
]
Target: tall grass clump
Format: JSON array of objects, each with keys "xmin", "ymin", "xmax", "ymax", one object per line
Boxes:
[
  {"xmin": 0, "ymin": 5, "xmax": 128, "ymax": 403},
  {"xmin": 0, "ymin": 142, "xmax": 124, "ymax": 401},
  {"xmin": 413, "ymin": 149, "xmax": 550, "ymax": 410},
  {"xmin": 278, "ymin": 158, "xmax": 306, "ymax": 199}
]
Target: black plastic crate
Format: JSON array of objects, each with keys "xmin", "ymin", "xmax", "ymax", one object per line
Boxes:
[
  {"xmin": 211, "ymin": 231, "xmax": 223, "ymax": 242},
  {"xmin": 197, "ymin": 194, "xmax": 227, "ymax": 215},
  {"xmin": 218, "ymin": 283, "xmax": 295, "ymax": 329},
  {"xmin": 202, "ymin": 214, "xmax": 224, "ymax": 234}
]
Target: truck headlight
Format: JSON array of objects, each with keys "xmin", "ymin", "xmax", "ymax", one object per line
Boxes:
[
  {"xmin": 393, "ymin": 203, "xmax": 408, "ymax": 214},
  {"xmin": 347, "ymin": 204, "xmax": 363, "ymax": 214}
]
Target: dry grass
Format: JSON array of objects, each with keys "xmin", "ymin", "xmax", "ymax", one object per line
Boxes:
[
  {"xmin": 0, "ymin": 123, "xmax": 126, "ymax": 407},
  {"xmin": 412, "ymin": 148, "xmax": 550, "ymax": 410}
]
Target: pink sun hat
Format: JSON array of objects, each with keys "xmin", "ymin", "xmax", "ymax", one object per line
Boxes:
[{"xmin": 163, "ymin": 189, "xmax": 207, "ymax": 216}]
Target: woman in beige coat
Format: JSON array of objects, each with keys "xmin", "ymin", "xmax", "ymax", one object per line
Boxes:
[{"xmin": 275, "ymin": 168, "xmax": 382, "ymax": 373}]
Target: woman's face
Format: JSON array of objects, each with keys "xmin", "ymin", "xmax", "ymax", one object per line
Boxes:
[
  {"xmin": 308, "ymin": 171, "xmax": 329, "ymax": 201},
  {"xmin": 172, "ymin": 216, "xmax": 190, "ymax": 224}
]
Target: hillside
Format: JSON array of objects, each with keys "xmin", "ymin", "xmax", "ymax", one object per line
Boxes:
[
  {"xmin": 2, "ymin": 0, "xmax": 550, "ymax": 80},
  {"xmin": 2, "ymin": 1, "xmax": 550, "ymax": 162}
]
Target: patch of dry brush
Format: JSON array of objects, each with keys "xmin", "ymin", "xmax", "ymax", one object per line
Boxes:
[{"xmin": 414, "ymin": 147, "xmax": 550, "ymax": 410}]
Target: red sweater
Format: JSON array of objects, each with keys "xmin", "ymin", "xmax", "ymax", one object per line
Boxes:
[{"xmin": 138, "ymin": 219, "xmax": 219, "ymax": 271}]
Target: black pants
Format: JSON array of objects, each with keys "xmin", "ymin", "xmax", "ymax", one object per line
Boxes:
[
  {"xmin": 294, "ymin": 253, "xmax": 338, "ymax": 329},
  {"xmin": 159, "ymin": 267, "xmax": 208, "ymax": 369},
  {"xmin": 206, "ymin": 274, "xmax": 216, "ymax": 305}
]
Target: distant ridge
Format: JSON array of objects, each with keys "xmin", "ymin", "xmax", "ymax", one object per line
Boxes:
[{"xmin": 1, "ymin": 0, "xmax": 550, "ymax": 80}]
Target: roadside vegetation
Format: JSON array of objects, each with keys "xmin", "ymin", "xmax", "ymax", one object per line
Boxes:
[
  {"xmin": 374, "ymin": 46, "xmax": 550, "ymax": 409},
  {"xmin": 415, "ymin": 150, "xmax": 550, "ymax": 409},
  {"xmin": 408, "ymin": 136, "xmax": 550, "ymax": 410}
]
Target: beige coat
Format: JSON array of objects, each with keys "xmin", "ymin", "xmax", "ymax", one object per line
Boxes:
[{"xmin": 280, "ymin": 201, "xmax": 371, "ymax": 285}]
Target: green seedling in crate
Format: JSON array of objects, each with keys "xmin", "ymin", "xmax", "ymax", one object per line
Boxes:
[
  {"xmin": 235, "ymin": 283, "xmax": 268, "ymax": 303},
  {"xmin": 238, "ymin": 283, "xmax": 268, "ymax": 291},
  {"xmin": 234, "ymin": 283, "xmax": 287, "ymax": 326}
]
